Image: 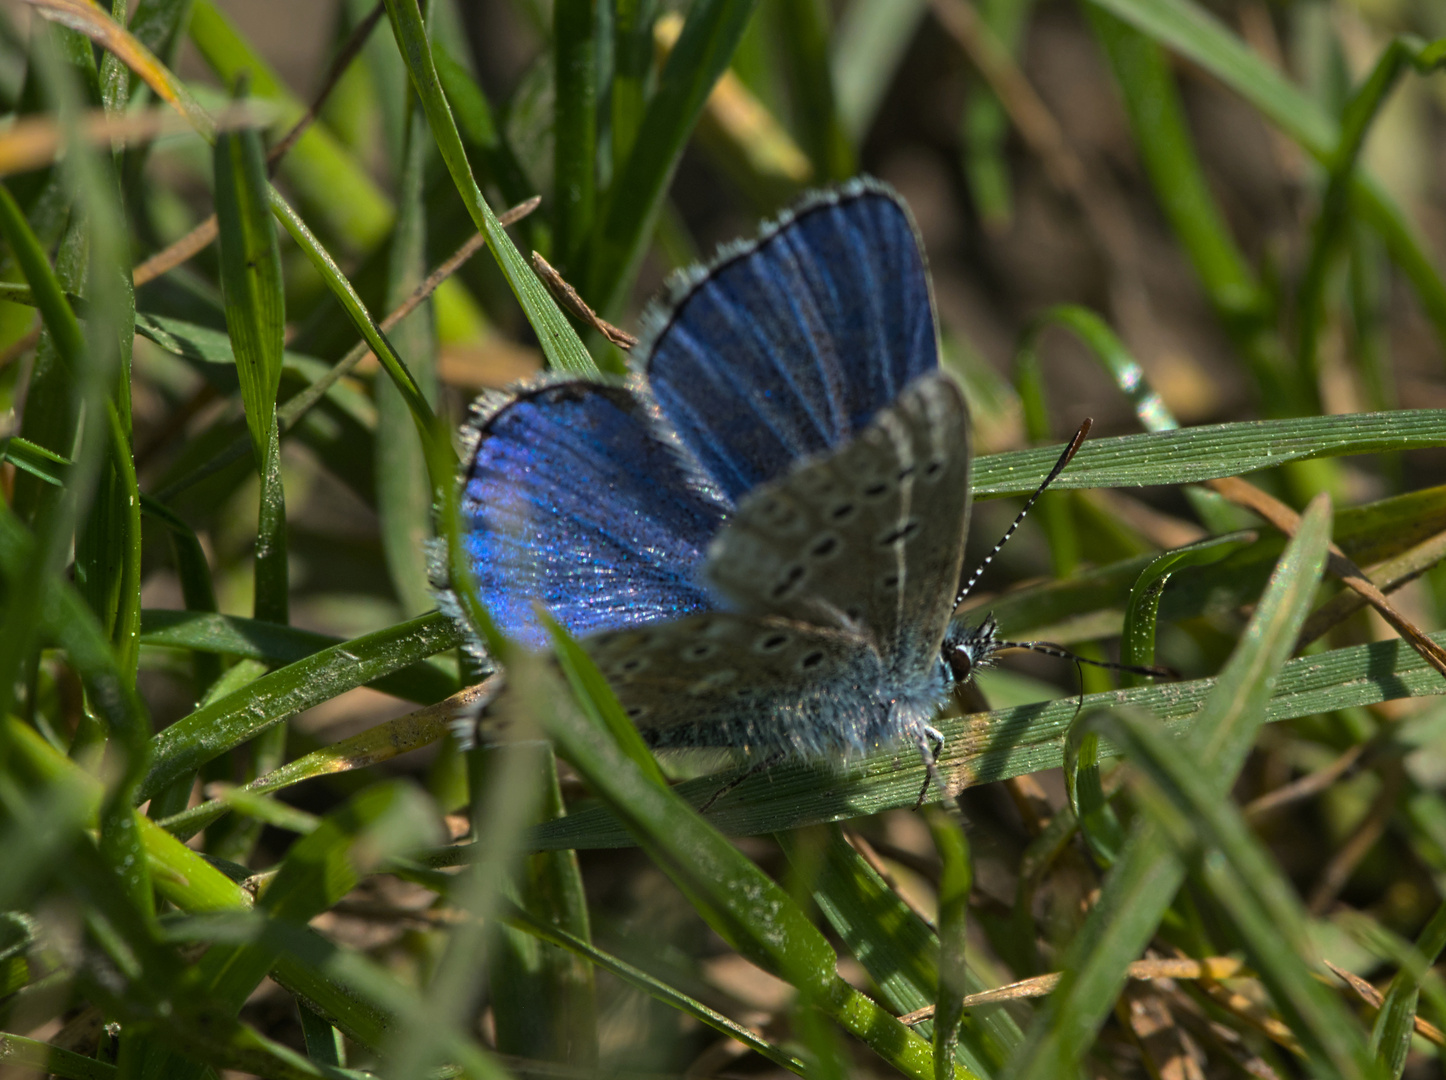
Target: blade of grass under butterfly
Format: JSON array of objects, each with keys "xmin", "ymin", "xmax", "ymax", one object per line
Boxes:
[
  {"xmin": 533, "ymin": 631, "xmax": 949, "ymax": 1079},
  {"xmin": 924, "ymin": 807, "xmax": 973, "ymax": 1080},
  {"xmin": 1008, "ymin": 495, "xmax": 1330, "ymax": 1080},
  {"xmin": 521, "ymin": 622, "xmax": 1446, "ymax": 851},
  {"xmin": 584, "ymin": 0, "xmax": 759, "ymax": 317},
  {"xmin": 382, "ymin": 0, "xmax": 596, "ymax": 377}
]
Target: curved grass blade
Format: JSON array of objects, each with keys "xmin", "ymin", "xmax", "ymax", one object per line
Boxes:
[
  {"xmin": 1082, "ymin": 0, "xmax": 1446, "ymax": 348},
  {"xmin": 1103, "ymin": 707, "xmax": 1378, "ymax": 1077},
  {"xmin": 924, "ymin": 807, "xmax": 973, "ymax": 1079},
  {"xmin": 381, "ymin": 0, "xmax": 595, "ymax": 377},
  {"xmin": 584, "ymin": 0, "xmax": 759, "ymax": 317},
  {"xmin": 1369, "ymin": 901, "xmax": 1446, "ymax": 1077},
  {"xmin": 140, "ymin": 612, "xmax": 462, "ymax": 801},
  {"xmin": 1009, "ymin": 495, "xmax": 1331, "ymax": 1080}
]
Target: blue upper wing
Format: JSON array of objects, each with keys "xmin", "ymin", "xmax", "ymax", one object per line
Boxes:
[
  {"xmin": 639, "ymin": 180, "xmax": 939, "ymax": 502},
  {"xmin": 459, "ymin": 382, "xmax": 729, "ymax": 647}
]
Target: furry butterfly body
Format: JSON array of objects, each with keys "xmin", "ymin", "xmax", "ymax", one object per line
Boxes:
[{"xmin": 448, "ymin": 178, "xmax": 998, "ymax": 759}]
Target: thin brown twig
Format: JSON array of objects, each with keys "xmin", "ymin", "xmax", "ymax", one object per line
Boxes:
[
  {"xmin": 1207, "ymin": 475, "xmax": 1446, "ymax": 682},
  {"xmin": 1324, "ymin": 959, "xmax": 1446, "ymax": 1048},
  {"xmin": 1243, "ymin": 742, "xmax": 1367, "ymax": 821},
  {"xmin": 150, "ymin": 196, "xmax": 541, "ymax": 496},
  {"xmin": 898, "ymin": 957, "xmax": 1245, "ymax": 1022},
  {"xmin": 1296, "ymin": 526, "xmax": 1446, "ymax": 650},
  {"xmin": 1306, "ymin": 758, "xmax": 1404, "ymax": 915},
  {"xmin": 530, "ymin": 250, "xmax": 639, "ymax": 350},
  {"xmin": 131, "ymin": 1, "xmax": 385, "ymax": 289}
]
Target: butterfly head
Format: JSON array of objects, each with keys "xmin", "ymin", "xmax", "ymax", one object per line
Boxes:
[{"xmin": 942, "ymin": 612, "xmax": 1001, "ymax": 688}]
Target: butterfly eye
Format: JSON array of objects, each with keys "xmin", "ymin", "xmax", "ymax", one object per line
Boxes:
[{"xmin": 947, "ymin": 646, "xmax": 974, "ymax": 684}]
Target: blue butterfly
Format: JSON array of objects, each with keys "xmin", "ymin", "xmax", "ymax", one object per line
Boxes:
[{"xmin": 450, "ymin": 178, "xmax": 1008, "ymax": 763}]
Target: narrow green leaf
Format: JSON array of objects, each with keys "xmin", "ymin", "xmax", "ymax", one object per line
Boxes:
[
  {"xmin": 1369, "ymin": 900, "xmax": 1446, "ymax": 1077},
  {"xmin": 925, "ymin": 807, "xmax": 972, "ymax": 1080},
  {"xmin": 554, "ymin": 0, "xmax": 597, "ymax": 267},
  {"xmin": 585, "ymin": 0, "xmax": 759, "ymax": 316},
  {"xmin": 215, "ymin": 99, "xmax": 288, "ymax": 627},
  {"xmin": 1010, "ymin": 495, "xmax": 1331, "ymax": 1080},
  {"xmin": 140, "ymin": 612, "xmax": 463, "ymax": 800},
  {"xmin": 382, "ymin": 0, "xmax": 596, "ymax": 376}
]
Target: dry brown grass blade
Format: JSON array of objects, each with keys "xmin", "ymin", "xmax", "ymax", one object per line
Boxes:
[
  {"xmin": 1120, "ymin": 986, "xmax": 1207, "ymax": 1080},
  {"xmin": 897, "ymin": 957, "xmax": 1246, "ymax": 1022},
  {"xmin": 1324, "ymin": 959, "xmax": 1446, "ymax": 1049},
  {"xmin": 530, "ymin": 251, "xmax": 639, "ymax": 350},
  {"xmin": 0, "ymin": 104, "xmax": 273, "ymax": 178},
  {"xmin": 1207, "ymin": 475, "xmax": 1446, "ymax": 682},
  {"xmin": 1243, "ymin": 742, "xmax": 1367, "ymax": 821},
  {"xmin": 1296, "ymin": 525, "xmax": 1446, "ymax": 650},
  {"xmin": 1306, "ymin": 759, "xmax": 1404, "ymax": 915}
]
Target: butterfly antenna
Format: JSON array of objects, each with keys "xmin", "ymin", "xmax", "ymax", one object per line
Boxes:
[
  {"xmin": 994, "ymin": 638, "xmax": 1177, "ymax": 680},
  {"xmin": 954, "ymin": 418, "xmax": 1093, "ymax": 608}
]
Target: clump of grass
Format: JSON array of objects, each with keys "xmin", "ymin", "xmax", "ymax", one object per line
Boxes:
[{"xmin": 1, "ymin": 1, "xmax": 1445, "ymax": 1077}]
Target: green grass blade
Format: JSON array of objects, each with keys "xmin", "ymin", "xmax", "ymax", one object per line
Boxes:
[
  {"xmin": 140, "ymin": 612, "xmax": 462, "ymax": 801},
  {"xmin": 1083, "ymin": 0, "xmax": 1446, "ymax": 349},
  {"xmin": 534, "ymin": 660, "xmax": 944, "ymax": 1077},
  {"xmin": 971, "ymin": 411, "xmax": 1446, "ymax": 496},
  {"xmin": 585, "ymin": 0, "xmax": 759, "ymax": 316},
  {"xmin": 1106, "ymin": 708, "xmax": 1378, "ymax": 1077},
  {"xmin": 831, "ymin": 0, "xmax": 929, "ymax": 142},
  {"xmin": 775, "ymin": 0, "xmax": 855, "ymax": 182},
  {"xmin": 1369, "ymin": 901, "xmax": 1446, "ymax": 1077},
  {"xmin": 925, "ymin": 807, "xmax": 973, "ymax": 1080},
  {"xmin": 188, "ymin": 0, "xmax": 394, "ymax": 251},
  {"xmin": 214, "ymin": 100, "xmax": 288, "ymax": 626},
  {"xmin": 1010, "ymin": 495, "xmax": 1330, "ymax": 1080},
  {"xmin": 1295, "ymin": 37, "xmax": 1446, "ymax": 405},
  {"xmin": 138, "ymin": 609, "xmax": 459, "ymax": 701},
  {"xmin": 554, "ymin": 0, "xmax": 597, "ymax": 268},
  {"xmin": 382, "ymin": 0, "xmax": 596, "ymax": 377},
  {"xmin": 375, "ymin": 102, "xmax": 437, "ymax": 617}
]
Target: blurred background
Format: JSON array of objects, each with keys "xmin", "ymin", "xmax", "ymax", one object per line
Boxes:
[{"xmin": 3, "ymin": 0, "xmax": 1446, "ymax": 1074}]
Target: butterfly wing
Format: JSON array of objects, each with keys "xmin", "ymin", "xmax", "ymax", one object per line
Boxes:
[
  {"xmin": 639, "ymin": 179, "xmax": 938, "ymax": 502},
  {"xmin": 704, "ymin": 371, "xmax": 971, "ymax": 679},
  {"xmin": 457, "ymin": 381, "xmax": 729, "ymax": 647},
  {"xmin": 585, "ymin": 613, "xmax": 893, "ymax": 757}
]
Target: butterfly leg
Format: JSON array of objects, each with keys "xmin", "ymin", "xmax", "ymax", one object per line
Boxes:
[
  {"xmin": 913, "ymin": 724, "xmax": 949, "ymax": 809},
  {"xmin": 699, "ymin": 752, "xmax": 786, "ymax": 813}
]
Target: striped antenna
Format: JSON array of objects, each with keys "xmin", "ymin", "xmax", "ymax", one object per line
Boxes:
[
  {"xmin": 954, "ymin": 418, "xmax": 1093, "ymax": 609},
  {"xmin": 994, "ymin": 638, "xmax": 1177, "ymax": 680}
]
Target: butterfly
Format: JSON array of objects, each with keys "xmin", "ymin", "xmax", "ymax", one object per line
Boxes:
[{"xmin": 446, "ymin": 178, "xmax": 1055, "ymax": 767}]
